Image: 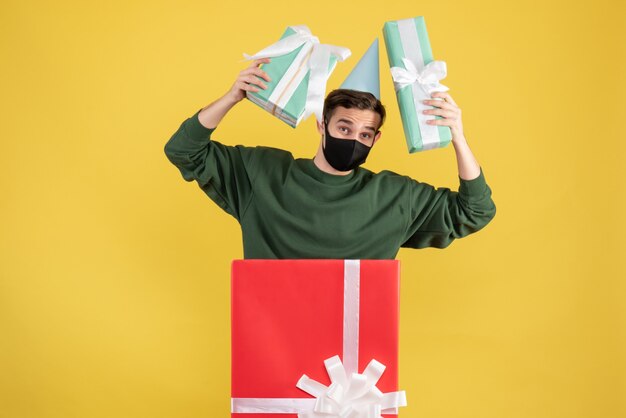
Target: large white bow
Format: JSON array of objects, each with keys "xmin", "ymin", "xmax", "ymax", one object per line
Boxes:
[
  {"xmin": 296, "ymin": 355, "xmax": 407, "ymax": 418},
  {"xmin": 390, "ymin": 57, "xmax": 449, "ymax": 96},
  {"xmin": 244, "ymin": 25, "xmax": 351, "ymax": 123}
]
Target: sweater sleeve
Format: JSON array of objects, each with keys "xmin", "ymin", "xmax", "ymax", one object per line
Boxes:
[
  {"xmin": 163, "ymin": 108, "xmax": 259, "ymax": 221},
  {"xmin": 401, "ymin": 167, "xmax": 496, "ymax": 249}
]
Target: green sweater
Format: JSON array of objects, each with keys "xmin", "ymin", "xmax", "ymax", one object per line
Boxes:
[{"xmin": 164, "ymin": 108, "xmax": 496, "ymax": 259}]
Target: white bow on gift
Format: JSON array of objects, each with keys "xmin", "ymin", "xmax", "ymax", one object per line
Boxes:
[
  {"xmin": 296, "ymin": 355, "xmax": 407, "ymax": 418},
  {"xmin": 390, "ymin": 57, "xmax": 449, "ymax": 96},
  {"xmin": 243, "ymin": 25, "xmax": 351, "ymax": 123}
]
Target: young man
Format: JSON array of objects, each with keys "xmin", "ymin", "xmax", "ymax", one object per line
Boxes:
[{"xmin": 164, "ymin": 57, "xmax": 496, "ymax": 259}]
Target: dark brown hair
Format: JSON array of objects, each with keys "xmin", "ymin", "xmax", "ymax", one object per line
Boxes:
[{"xmin": 323, "ymin": 89, "xmax": 386, "ymax": 130}]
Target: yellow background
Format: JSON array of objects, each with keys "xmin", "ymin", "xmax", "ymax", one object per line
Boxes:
[{"xmin": 1, "ymin": 0, "xmax": 624, "ymax": 417}]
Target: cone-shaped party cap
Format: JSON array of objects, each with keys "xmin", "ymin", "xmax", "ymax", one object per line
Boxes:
[{"xmin": 339, "ymin": 39, "xmax": 380, "ymax": 100}]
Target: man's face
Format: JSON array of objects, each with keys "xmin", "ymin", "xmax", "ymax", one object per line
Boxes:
[{"xmin": 317, "ymin": 106, "xmax": 382, "ymax": 147}]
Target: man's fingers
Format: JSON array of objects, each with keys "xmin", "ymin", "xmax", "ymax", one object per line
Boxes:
[
  {"xmin": 243, "ymin": 84, "xmax": 260, "ymax": 93},
  {"xmin": 423, "ymin": 99, "xmax": 456, "ymax": 111},
  {"xmin": 241, "ymin": 74, "xmax": 267, "ymax": 89},
  {"xmin": 255, "ymin": 67, "xmax": 271, "ymax": 82},
  {"xmin": 237, "ymin": 81, "xmax": 260, "ymax": 92},
  {"xmin": 431, "ymin": 91, "xmax": 457, "ymax": 106},
  {"xmin": 426, "ymin": 117, "xmax": 454, "ymax": 126},
  {"xmin": 247, "ymin": 58, "xmax": 271, "ymax": 68},
  {"xmin": 423, "ymin": 108, "xmax": 458, "ymax": 119},
  {"xmin": 240, "ymin": 67, "xmax": 271, "ymax": 82},
  {"xmin": 234, "ymin": 58, "xmax": 271, "ymax": 95}
]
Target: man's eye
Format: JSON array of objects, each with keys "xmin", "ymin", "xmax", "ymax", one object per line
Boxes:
[{"xmin": 339, "ymin": 127, "xmax": 349, "ymax": 133}]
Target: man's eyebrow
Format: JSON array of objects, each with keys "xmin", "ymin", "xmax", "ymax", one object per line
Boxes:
[{"xmin": 337, "ymin": 118, "xmax": 377, "ymax": 132}]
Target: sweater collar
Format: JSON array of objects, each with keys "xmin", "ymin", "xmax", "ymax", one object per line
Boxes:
[{"xmin": 299, "ymin": 158, "xmax": 360, "ymax": 184}]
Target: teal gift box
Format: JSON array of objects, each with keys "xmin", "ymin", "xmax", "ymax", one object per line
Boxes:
[
  {"xmin": 383, "ymin": 17, "xmax": 452, "ymax": 152},
  {"xmin": 245, "ymin": 26, "xmax": 349, "ymax": 128}
]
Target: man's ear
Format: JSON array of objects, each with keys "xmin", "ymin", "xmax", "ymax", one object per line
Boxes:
[
  {"xmin": 316, "ymin": 119, "xmax": 324, "ymax": 136},
  {"xmin": 373, "ymin": 130, "xmax": 382, "ymax": 145}
]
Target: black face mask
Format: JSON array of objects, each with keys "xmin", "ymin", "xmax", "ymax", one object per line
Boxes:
[{"xmin": 322, "ymin": 123, "xmax": 374, "ymax": 172}]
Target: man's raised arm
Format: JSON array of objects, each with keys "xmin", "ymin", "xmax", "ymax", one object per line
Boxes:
[
  {"xmin": 162, "ymin": 58, "xmax": 271, "ymax": 220},
  {"xmin": 197, "ymin": 58, "xmax": 271, "ymax": 129},
  {"xmin": 400, "ymin": 90, "xmax": 496, "ymax": 249}
]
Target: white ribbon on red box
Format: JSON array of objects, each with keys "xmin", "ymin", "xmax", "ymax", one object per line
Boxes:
[{"xmin": 231, "ymin": 260, "xmax": 408, "ymax": 418}]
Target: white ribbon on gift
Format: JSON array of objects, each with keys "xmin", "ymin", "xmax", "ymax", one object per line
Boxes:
[
  {"xmin": 390, "ymin": 18, "xmax": 449, "ymax": 150},
  {"xmin": 243, "ymin": 25, "xmax": 351, "ymax": 123},
  {"xmin": 295, "ymin": 355, "xmax": 407, "ymax": 418},
  {"xmin": 231, "ymin": 260, "xmax": 407, "ymax": 417},
  {"xmin": 390, "ymin": 58, "xmax": 449, "ymax": 95}
]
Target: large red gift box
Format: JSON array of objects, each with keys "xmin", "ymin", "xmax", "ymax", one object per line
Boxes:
[{"xmin": 231, "ymin": 259, "xmax": 406, "ymax": 418}]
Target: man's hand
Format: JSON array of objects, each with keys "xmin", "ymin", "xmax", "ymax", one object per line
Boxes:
[
  {"xmin": 225, "ymin": 58, "xmax": 272, "ymax": 104},
  {"xmin": 422, "ymin": 91, "xmax": 481, "ymax": 180},
  {"xmin": 198, "ymin": 58, "xmax": 272, "ymax": 129},
  {"xmin": 422, "ymin": 91, "xmax": 465, "ymax": 145}
]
